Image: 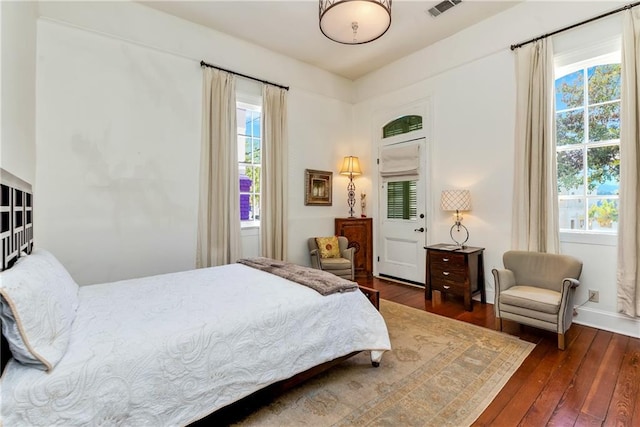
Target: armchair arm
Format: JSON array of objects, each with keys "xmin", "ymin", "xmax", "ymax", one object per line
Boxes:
[
  {"xmin": 562, "ymin": 278, "xmax": 580, "ymax": 290},
  {"xmin": 309, "ymin": 249, "xmax": 322, "ymax": 270},
  {"xmin": 492, "ymin": 268, "xmax": 516, "ymax": 309},
  {"xmin": 492, "ymin": 269, "xmax": 516, "ymax": 292},
  {"xmin": 341, "ymin": 246, "xmax": 355, "ymax": 261},
  {"xmin": 558, "ymin": 277, "xmax": 580, "ymax": 334}
]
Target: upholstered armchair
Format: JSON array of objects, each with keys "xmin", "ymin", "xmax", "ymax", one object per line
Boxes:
[
  {"xmin": 493, "ymin": 251, "xmax": 583, "ymax": 350},
  {"xmin": 308, "ymin": 236, "xmax": 355, "ymax": 281}
]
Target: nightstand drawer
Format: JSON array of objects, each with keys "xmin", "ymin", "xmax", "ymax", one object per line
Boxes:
[
  {"xmin": 429, "ymin": 251, "xmax": 465, "ymax": 268},
  {"xmin": 431, "ymin": 277, "xmax": 465, "ymax": 294},
  {"xmin": 430, "ymin": 264, "xmax": 466, "ymax": 282}
]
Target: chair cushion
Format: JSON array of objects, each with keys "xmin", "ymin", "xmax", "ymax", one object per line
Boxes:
[
  {"xmin": 315, "ymin": 236, "xmax": 341, "ymax": 259},
  {"xmin": 500, "ymin": 285, "xmax": 561, "ymax": 314},
  {"xmin": 319, "ymin": 257, "xmax": 352, "ymax": 270}
]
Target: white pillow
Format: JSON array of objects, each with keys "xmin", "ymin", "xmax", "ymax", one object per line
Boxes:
[{"xmin": 0, "ymin": 249, "xmax": 79, "ymax": 371}]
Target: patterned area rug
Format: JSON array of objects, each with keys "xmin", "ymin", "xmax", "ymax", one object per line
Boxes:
[{"xmin": 235, "ymin": 300, "xmax": 534, "ymax": 426}]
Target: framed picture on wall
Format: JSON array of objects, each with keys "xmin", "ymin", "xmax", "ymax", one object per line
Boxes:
[{"xmin": 304, "ymin": 169, "xmax": 332, "ymax": 206}]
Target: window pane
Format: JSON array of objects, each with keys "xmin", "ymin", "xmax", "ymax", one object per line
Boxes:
[
  {"xmin": 237, "ymin": 136, "xmax": 249, "ymax": 162},
  {"xmin": 587, "ymin": 145, "xmax": 620, "ymax": 195},
  {"xmin": 252, "ymin": 138, "xmax": 261, "ymax": 163},
  {"xmin": 557, "ymin": 149, "xmax": 584, "ymax": 195},
  {"xmin": 238, "ymin": 136, "xmax": 253, "ymax": 164},
  {"xmin": 588, "ymin": 103, "xmax": 620, "ymax": 142},
  {"xmin": 244, "ymin": 111, "xmax": 253, "ymax": 136},
  {"xmin": 588, "ymin": 64, "xmax": 621, "ymax": 104},
  {"xmin": 252, "ymin": 194, "xmax": 260, "ymax": 220},
  {"xmin": 588, "ymin": 198, "xmax": 618, "ymax": 232},
  {"xmin": 555, "ymin": 70, "xmax": 584, "ymax": 110},
  {"xmin": 239, "ymin": 173, "xmax": 252, "ymax": 221},
  {"xmin": 559, "ymin": 198, "xmax": 586, "ymax": 230},
  {"xmin": 247, "ymin": 165, "xmax": 260, "ymax": 194},
  {"xmin": 556, "ymin": 110, "xmax": 584, "ymax": 146},
  {"xmin": 252, "ymin": 113, "xmax": 261, "ymax": 138},
  {"xmin": 387, "ymin": 180, "xmax": 417, "ymax": 220}
]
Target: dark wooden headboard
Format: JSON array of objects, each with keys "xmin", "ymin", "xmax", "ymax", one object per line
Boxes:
[
  {"xmin": 1, "ymin": 168, "xmax": 34, "ymax": 371},
  {"xmin": 1, "ymin": 168, "xmax": 34, "ymax": 271}
]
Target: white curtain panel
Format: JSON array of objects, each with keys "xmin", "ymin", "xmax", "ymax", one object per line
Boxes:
[
  {"xmin": 617, "ymin": 8, "xmax": 640, "ymax": 318},
  {"xmin": 260, "ymin": 85, "xmax": 289, "ymax": 260},
  {"xmin": 196, "ymin": 68, "xmax": 241, "ymax": 267},
  {"xmin": 512, "ymin": 39, "xmax": 560, "ymax": 253}
]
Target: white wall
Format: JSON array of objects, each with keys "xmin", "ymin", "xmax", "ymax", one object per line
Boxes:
[
  {"xmin": 33, "ymin": 1, "xmax": 355, "ymax": 284},
  {"xmin": 287, "ymin": 88, "xmax": 358, "ymax": 266},
  {"xmin": 1, "ymin": 1, "xmax": 37, "ymax": 184},
  {"xmin": 36, "ymin": 20, "xmax": 202, "ymax": 285},
  {"xmin": 354, "ymin": 1, "xmax": 638, "ymax": 338}
]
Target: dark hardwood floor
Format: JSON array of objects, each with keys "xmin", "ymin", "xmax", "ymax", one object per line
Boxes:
[{"xmin": 363, "ymin": 277, "xmax": 640, "ymax": 427}]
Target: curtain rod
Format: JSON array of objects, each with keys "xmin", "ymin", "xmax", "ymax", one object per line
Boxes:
[
  {"xmin": 510, "ymin": 1, "xmax": 640, "ymax": 50},
  {"xmin": 200, "ymin": 60, "xmax": 289, "ymax": 91}
]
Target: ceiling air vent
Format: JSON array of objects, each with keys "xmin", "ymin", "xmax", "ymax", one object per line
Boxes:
[{"xmin": 427, "ymin": 0, "xmax": 462, "ymax": 17}]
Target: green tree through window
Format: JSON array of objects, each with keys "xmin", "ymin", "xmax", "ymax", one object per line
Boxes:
[{"xmin": 555, "ymin": 61, "xmax": 620, "ymax": 233}]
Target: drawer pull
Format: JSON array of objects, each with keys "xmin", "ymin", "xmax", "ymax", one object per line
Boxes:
[
  {"xmin": 443, "ymin": 285, "xmax": 450, "ymax": 290},
  {"xmin": 442, "ymin": 272, "xmax": 450, "ymax": 276},
  {"xmin": 442, "ymin": 258, "xmax": 449, "ymax": 262}
]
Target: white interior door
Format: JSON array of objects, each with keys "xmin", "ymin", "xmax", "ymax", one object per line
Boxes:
[{"xmin": 378, "ymin": 137, "xmax": 428, "ymax": 285}]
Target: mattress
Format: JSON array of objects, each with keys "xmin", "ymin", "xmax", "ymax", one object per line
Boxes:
[{"xmin": 0, "ymin": 263, "xmax": 390, "ymax": 426}]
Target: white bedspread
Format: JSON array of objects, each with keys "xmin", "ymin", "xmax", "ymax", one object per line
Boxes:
[{"xmin": 0, "ymin": 263, "xmax": 390, "ymax": 426}]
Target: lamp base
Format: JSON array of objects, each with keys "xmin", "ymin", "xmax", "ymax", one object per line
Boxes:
[
  {"xmin": 449, "ymin": 223, "xmax": 469, "ymax": 248},
  {"xmin": 347, "ymin": 177, "xmax": 356, "ymax": 218}
]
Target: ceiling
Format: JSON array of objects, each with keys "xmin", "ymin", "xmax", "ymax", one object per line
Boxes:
[{"xmin": 141, "ymin": 1, "xmax": 521, "ymax": 80}]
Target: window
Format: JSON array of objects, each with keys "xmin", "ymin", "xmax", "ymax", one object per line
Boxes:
[
  {"xmin": 555, "ymin": 56, "xmax": 620, "ymax": 234},
  {"xmin": 237, "ymin": 102, "xmax": 261, "ymax": 226},
  {"xmin": 386, "ymin": 180, "xmax": 417, "ymax": 220},
  {"xmin": 382, "ymin": 115, "xmax": 422, "ymax": 138}
]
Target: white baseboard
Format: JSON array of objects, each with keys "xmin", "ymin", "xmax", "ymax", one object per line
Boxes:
[
  {"xmin": 573, "ymin": 306, "xmax": 640, "ymax": 339},
  {"xmin": 477, "ymin": 291, "xmax": 639, "ymax": 339}
]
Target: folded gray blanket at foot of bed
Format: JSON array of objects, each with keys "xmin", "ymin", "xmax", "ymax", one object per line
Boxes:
[{"xmin": 237, "ymin": 257, "xmax": 358, "ymax": 296}]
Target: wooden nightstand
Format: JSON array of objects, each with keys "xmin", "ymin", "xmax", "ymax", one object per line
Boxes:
[{"xmin": 425, "ymin": 244, "xmax": 486, "ymax": 311}]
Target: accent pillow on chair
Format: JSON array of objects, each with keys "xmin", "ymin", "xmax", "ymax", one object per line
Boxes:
[
  {"xmin": 308, "ymin": 237, "xmax": 355, "ymax": 281},
  {"xmin": 315, "ymin": 236, "xmax": 341, "ymax": 258}
]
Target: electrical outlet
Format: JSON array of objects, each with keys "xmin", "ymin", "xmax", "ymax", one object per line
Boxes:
[{"xmin": 588, "ymin": 290, "xmax": 599, "ymax": 303}]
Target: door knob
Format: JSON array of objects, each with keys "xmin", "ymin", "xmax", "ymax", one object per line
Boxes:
[{"xmin": 414, "ymin": 227, "xmax": 425, "ymax": 232}]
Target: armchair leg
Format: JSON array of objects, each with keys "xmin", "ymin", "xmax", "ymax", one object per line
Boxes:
[
  {"xmin": 558, "ymin": 333, "xmax": 566, "ymax": 351},
  {"xmin": 495, "ymin": 317, "xmax": 502, "ymax": 331}
]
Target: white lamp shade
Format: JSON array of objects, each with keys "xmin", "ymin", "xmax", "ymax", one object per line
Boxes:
[
  {"xmin": 319, "ymin": 0, "xmax": 392, "ymax": 44},
  {"xmin": 441, "ymin": 190, "xmax": 471, "ymax": 211}
]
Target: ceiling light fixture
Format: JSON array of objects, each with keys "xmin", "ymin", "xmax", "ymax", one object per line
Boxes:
[{"xmin": 319, "ymin": 0, "xmax": 392, "ymax": 45}]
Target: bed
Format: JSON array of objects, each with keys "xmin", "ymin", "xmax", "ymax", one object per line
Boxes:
[{"xmin": 0, "ymin": 170, "xmax": 391, "ymax": 426}]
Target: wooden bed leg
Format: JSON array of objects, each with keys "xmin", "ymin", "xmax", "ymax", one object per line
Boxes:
[{"xmin": 495, "ymin": 316, "xmax": 502, "ymax": 331}]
